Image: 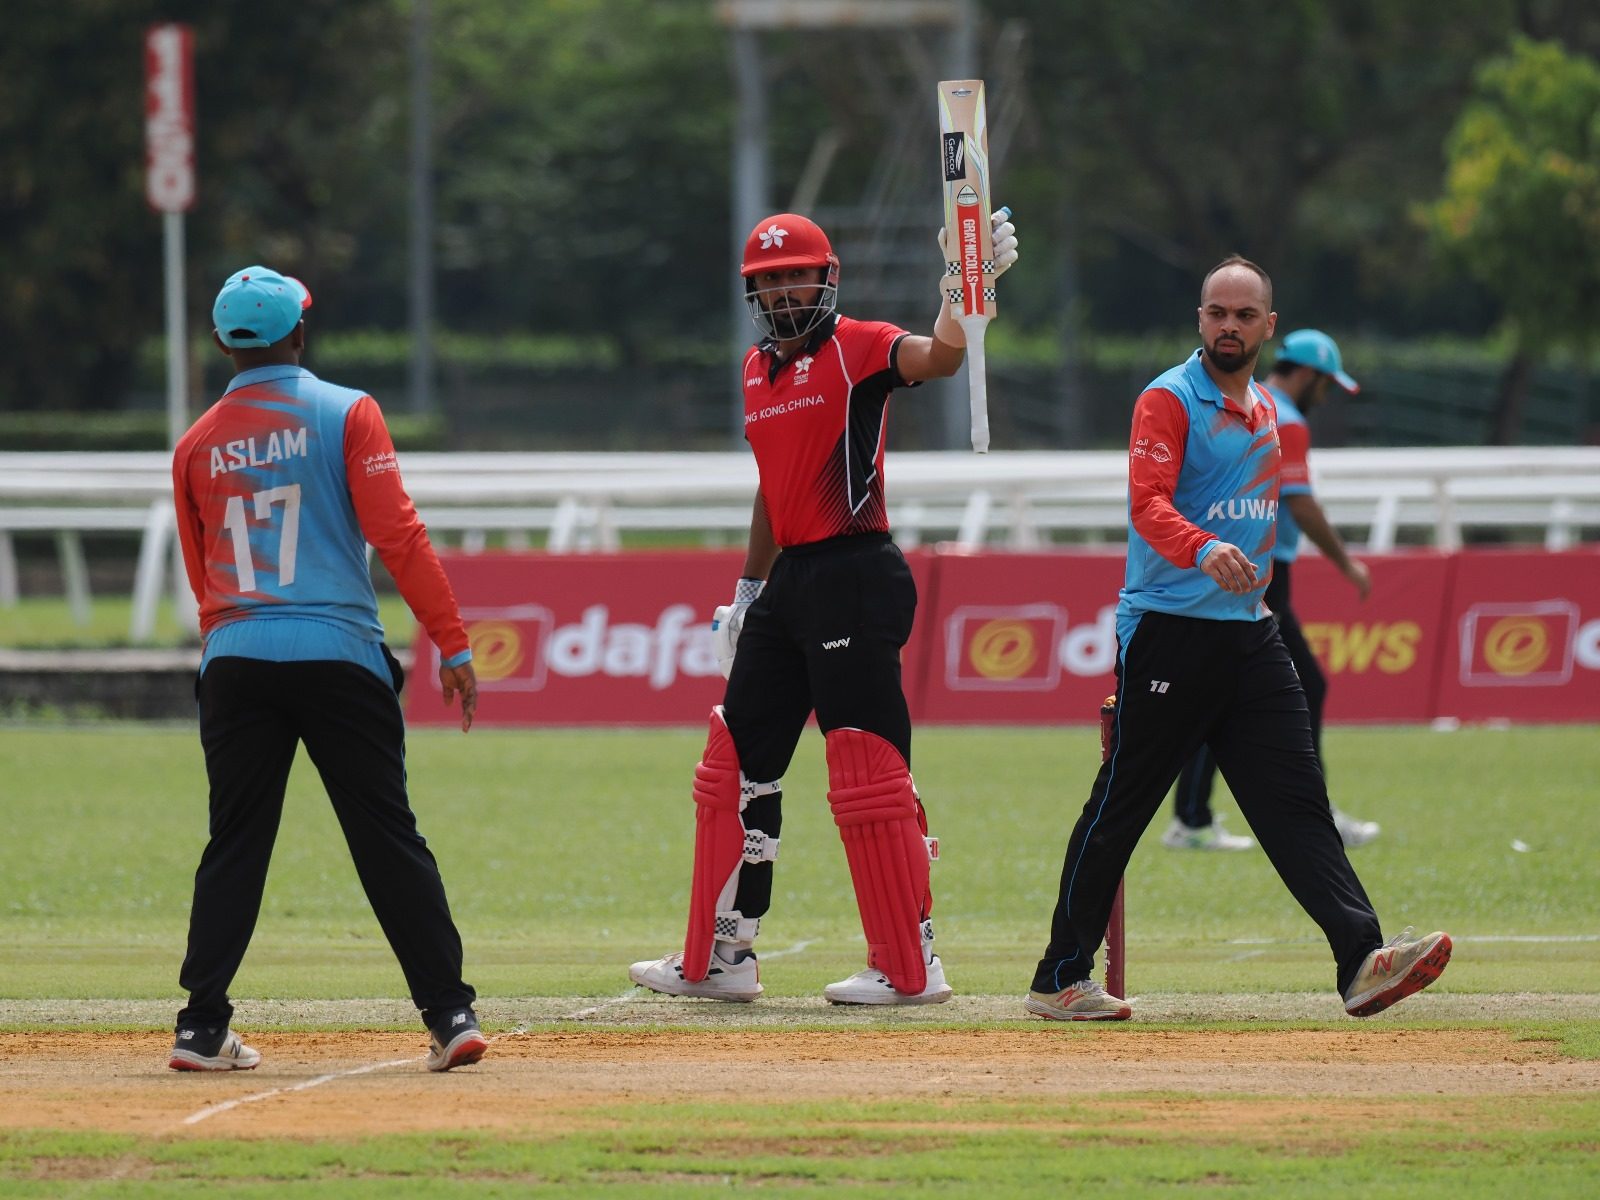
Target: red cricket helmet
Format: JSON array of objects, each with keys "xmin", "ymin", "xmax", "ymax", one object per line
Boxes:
[
  {"xmin": 740, "ymin": 213, "xmax": 840, "ymax": 340},
  {"xmin": 740, "ymin": 213, "xmax": 840, "ymax": 279}
]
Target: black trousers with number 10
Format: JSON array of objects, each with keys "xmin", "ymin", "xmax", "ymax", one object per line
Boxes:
[
  {"xmin": 176, "ymin": 653, "xmax": 476, "ymax": 1031},
  {"xmin": 1031, "ymin": 611, "xmax": 1384, "ymax": 998}
]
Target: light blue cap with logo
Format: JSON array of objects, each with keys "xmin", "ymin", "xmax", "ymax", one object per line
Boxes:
[
  {"xmin": 1274, "ymin": 328, "xmax": 1358, "ymax": 393},
  {"xmin": 212, "ymin": 266, "xmax": 313, "ymax": 348}
]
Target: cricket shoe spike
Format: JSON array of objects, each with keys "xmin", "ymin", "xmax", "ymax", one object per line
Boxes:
[
  {"xmin": 630, "ymin": 949, "xmax": 763, "ymax": 1002},
  {"xmin": 169, "ymin": 1026, "xmax": 261, "ymax": 1071},
  {"xmin": 1024, "ymin": 979, "xmax": 1132, "ymax": 1022},
  {"xmin": 824, "ymin": 953, "xmax": 953, "ymax": 1006},
  {"xmin": 1343, "ymin": 928, "xmax": 1452, "ymax": 1017}
]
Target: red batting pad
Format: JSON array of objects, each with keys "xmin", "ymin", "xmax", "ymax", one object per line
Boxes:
[
  {"xmin": 825, "ymin": 728, "xmax": 930, "ymax": 996},
  {"xmin": 682, "ymin": 707, "xmax": 746, "ymax": 981}
]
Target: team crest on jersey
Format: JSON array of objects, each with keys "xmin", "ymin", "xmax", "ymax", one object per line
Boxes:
[
  {"xmin": 759, "ymin": 223, "xmax": 789, "ymax": 249},
  {"xmin": 793, "ymin": 354, "xmax": 814, "ymax": 383}
]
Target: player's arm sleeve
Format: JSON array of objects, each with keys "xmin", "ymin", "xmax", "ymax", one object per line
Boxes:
[
  {"xmin": 854, "ymin": 321, "xmax": 915, "ymax": 388},
  {"xmin": 343, "ymin": 396, "xmax": 471, "ymax": 666},
  {"xmin": 1127, "ymin": 388, "xmax": 1214, "ymax": 567},
  {"xmin": 1278, "ymin": 420, "xmax": 1313, "ymax": 497},
  {"xmin": 170, "ymin": 444, "xmax": 207, "ymax": 606}
]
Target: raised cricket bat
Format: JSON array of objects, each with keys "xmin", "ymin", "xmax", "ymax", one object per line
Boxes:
[{"xmin": 937, "ymin": 78, "xmax": 998, "ymax": 453}]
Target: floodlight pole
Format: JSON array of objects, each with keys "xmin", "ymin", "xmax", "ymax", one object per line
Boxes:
[{"xmin": 729, "ymin": 28, "xmax": 771, "ymax": 446}]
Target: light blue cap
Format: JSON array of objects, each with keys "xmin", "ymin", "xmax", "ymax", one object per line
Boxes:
[
  {"xmin": 1275, "ymin": 328, "xmax": 1358, "ymax": 393},
  {"xmin": 212, "ymin": 266, "xmax": 313, "ymax": 348}
]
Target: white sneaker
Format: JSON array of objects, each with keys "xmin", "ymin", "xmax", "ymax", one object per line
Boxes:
[
  {"xmin": 1024, "ymin": 978, "xmax": 1132, "ymax": 1021},
  {"xmin": 1160, "ymin": 816, "xmax": 1255, "ymax": 851},
  {"xmin": 824, "ymin": 955, "xmax": 953, "ymax": 1006},
  {"xmin": 1333, "ymin": 808, "xmax": 1381, "ymax": 847},
  {"xmin": 168, "ymin": 1026, "xmax": 261, "ymax": 1071},
  {"xmin": 628, "ymin": 949, "xmax": 762, "ymax": 1001}
]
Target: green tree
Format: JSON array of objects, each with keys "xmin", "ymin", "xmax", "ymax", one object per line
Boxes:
[{"xmin": 1425, "ymin": 37, "xmax": 1600, "ymax": 442}]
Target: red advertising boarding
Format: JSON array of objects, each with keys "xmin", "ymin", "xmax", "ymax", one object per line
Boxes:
[
  {"xmin": 1286, "ymin": 552, "xmax": 1456, "ymax": 722},
  {"xmin": 407, "ymin": 550, "xmax": 939, "ymax": 727},
  {"xmin": 407, "ymin": 546, "xmax": 1596, "ymax": 727},
  {"xmin": 1431, "ymin": 549, "xmax": 1600, "ymax": 722},
  {"xmin": 908, "ymin": 550, "xmax": 1127, "ymax": 723}
]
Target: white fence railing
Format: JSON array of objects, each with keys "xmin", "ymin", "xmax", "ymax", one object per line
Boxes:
[{"xmin": 3, "ymin": 447, "xmax": 1598, "ymax": 640}]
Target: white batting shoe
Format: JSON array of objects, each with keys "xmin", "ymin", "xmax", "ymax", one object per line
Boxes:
[
  {"xmin": 168, "ymin": 1026, "xmax": 261, "ymax": 1071},
  {"xmin": 629, "ymin": 949, "xmax": 763, "ymax": 1001},
  {"xmin": 1160, "ymin": 817, "xmax": 1255, "ymax": 851},
  {"xmin": 1333, "ymin": 807, "xmax": 1381, "ymax": 848},
  {"xmin": 823, "ymin": 955, "xmax": 953, "ymax": 1006},
  {"xmin": 1024, "ymin": 978, "xmax": 1132, "ymax": 1022}
]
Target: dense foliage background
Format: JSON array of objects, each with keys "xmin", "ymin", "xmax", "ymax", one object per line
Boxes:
[{"xmin": 2, "ymin": 1, "xmax": 1596, "ymax": 445}]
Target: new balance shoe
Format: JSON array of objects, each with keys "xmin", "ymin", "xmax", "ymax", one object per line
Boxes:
[
  {"xmin": 1025, "ymin": 978, "xmax": 1132, "ymax": 1021},
  {"xmin": 425, "ymin": 1008, "xmax": 488, "ymax": 1072},
  {"xmin": 1160, "ymin": 817, "xmax": 1255, "ymax": 851},
  {"xmin": 169, "ymin": 1026, "xmax": 261, "ymax": 1071},
  {"xmin": 1333, "ymin": 807, "xmax": 1381, "ymax": 848},
  {"xmin": 1343, "ymin": 928, "xmax": 1452, "ymax": 1017},
  {"xmin": 629, "ymin": 949, "xmax": 763, "ymax": 1001},
  {"xmin": 823, "ymin": 955, "xmax": 953, "ymax": 1006}
]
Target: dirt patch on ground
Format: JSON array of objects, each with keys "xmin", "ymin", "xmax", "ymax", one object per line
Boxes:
[{"xmin": 2, "ymin": 1027, "xmax": 1595, "ymax": 1140}]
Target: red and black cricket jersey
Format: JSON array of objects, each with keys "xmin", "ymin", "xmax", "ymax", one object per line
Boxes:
[{"xmin": 741, "ymin": 314, "xmax": 911, "ymax": 547}]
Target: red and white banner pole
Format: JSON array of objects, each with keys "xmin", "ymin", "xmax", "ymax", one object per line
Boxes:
[
  {"xmin": 144, "ymin": 23, "xmax": 197, "ymax": 638},
  {"xmin": 144, "ymin": 22, "xmax": 196, "ymax": 450}
]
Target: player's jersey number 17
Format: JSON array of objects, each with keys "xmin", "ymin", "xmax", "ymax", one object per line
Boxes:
[{"xmin": 221, "ymin": 483, "xmax": 301, "ymax": 592}]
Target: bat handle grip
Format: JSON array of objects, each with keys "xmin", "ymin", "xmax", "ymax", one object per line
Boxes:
[{"xmin": 960, "ymin": 314, "xmax": 991, "ymax": 453}]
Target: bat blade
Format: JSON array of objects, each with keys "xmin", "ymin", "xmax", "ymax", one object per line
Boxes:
[{"xmin": 937, "ymin": 78, "xmax": 997, "ymax": 453}]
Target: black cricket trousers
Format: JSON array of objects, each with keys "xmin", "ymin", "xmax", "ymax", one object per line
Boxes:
[
  {"xmin": 721, "ymin": 532, "xmax": 919, "ymax": 921},
  {"xmin": 1033, "ymin": 611, "xmax": 1382, "ymax": 998},
  {"xmin": 177, "ymin": 653, "xmax": 475, "ymax": 1029},
  {"xmin": 1173, "ymin": 562, "xmax": 1329, "ymax": 827}
]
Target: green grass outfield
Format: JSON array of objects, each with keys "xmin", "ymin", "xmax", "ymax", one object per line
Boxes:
[{"xmin": 2, "ymin": 722, "xmax": 1597, "ymax": 1196}]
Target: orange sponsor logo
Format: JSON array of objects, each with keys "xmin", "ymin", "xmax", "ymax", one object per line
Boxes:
[
  {"xmin": 450, "ymin": 605, "xmax": 554, "ymax": 691},
  {"xmin": 945, "ymin": 604, "xmax": 1066, "ymax": 691},
  {"xmin": 467, "ymin": 620, "xmax": 527, "ymax": 682},
  {"xmin": 1460, "ymin": 601, "xmax": 1577, "ymax": 687}
]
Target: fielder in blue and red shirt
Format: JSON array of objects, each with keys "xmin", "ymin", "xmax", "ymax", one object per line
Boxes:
[
  {"xmin": 167, "ymin": 267, "xmax": 486, "ymax": 1075},
  {"xmin": 1025, "ymin": 258, "xmax": 1451, "ymax": 1023},
  {"xmin": 1169, "ymin": 329, "xmax": 1380, "ymax": 852}
]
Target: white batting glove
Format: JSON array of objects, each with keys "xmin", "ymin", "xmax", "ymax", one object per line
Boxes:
[
  {"xmin": 712, "ymin": 577, "xmax": 765, "ymax": 680},
  {"xmin": 936, "ymin": 207, "xmax": 1019, "ymax": 278}
]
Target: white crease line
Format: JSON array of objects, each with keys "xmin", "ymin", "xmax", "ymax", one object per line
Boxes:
[
  {"xmin": 562, "ymin": 988, "xmax": 644, "ymax": 1021},
  {"xmin": 1227, "ymin": 949, "xmax": 1267, "ymax": 963},
  {"xmin": 761, "ymin": 938, "xmax": 821, "ymax": 959},
  {"xmin": 182, "ymin": 1056, "xmax": 420, "ymax": 1127}
]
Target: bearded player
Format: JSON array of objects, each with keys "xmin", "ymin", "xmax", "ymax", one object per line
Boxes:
[{"xmin": 629, "ymin": 209, "xmax": 1018, "ymax": 1004}]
